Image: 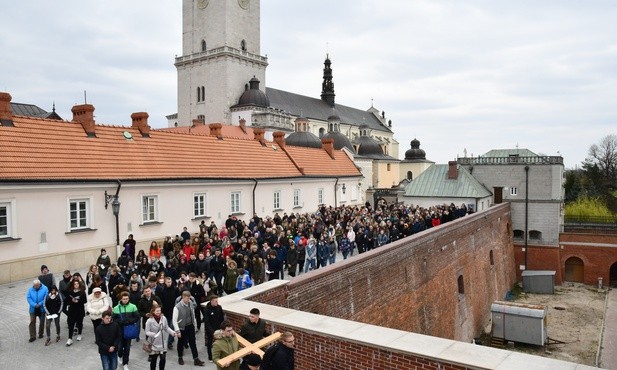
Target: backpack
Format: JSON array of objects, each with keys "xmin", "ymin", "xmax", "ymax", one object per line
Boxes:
[{"xmin": 261, "ymin": 343, "xmax": 280, "ymax": 370}]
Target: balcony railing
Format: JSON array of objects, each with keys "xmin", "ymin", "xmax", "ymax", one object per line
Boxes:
[
  {"xmin": 457, "ymin": 156, "xmax": 563, "ymax": 165},
  {"xmin": 175, "ymin": 46, "xmax": 268, "ymax": 65}
]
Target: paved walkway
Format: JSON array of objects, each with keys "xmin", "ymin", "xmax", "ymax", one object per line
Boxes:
[
  {"xmin": 600, "ymin": 288, "xmax": 617, "ymax": 370},
  {"xmin": 0, "ymin": 269, "xmax": 218, "ymax": 370}
]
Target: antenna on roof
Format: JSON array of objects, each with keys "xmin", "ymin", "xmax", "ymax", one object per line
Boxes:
[
  {"xmin": 84, "ymin": 90, "xmax": 87, "ymax": 104},
  {"xmin": 326, "ymin": 42, "xmax": 329, "ymax": 55}
]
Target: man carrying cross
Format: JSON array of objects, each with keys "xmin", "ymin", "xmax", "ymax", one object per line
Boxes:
[{"xmin": 212, "ymin": 320, "xmax": 240, "ymax": 370}]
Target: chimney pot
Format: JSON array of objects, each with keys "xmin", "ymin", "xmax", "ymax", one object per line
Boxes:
[
  {"xmin": 253, "ymin": 128, "xmax": 266, "ymax": 146},
  {"xmin": 0, "ymin": 92, "xmax": 14, "ymax": 126},
  {"xmin": 209, "ymin": 123, "xmax": 223, "ymax": 139},
  {"xmin": 192, "ymin": 119, "xmax": 205, "ymax": 127},
  {"xmin": 71, "ymin": 104, "xmax": 96, "ymax": 137},
  {"xmin": 322, "ymin": 138, "xmax": 335, "ymax": 159},
  {"xmin": 448, "ymin": 161, "xmax": 458, "ymax": 179},
  {"xmin": 239, "ymin": 118, "xmax": 247, "ymax": 133},
  {"xmin": 273, "ymin": 131, "xmax": 286, "ymax": 148},
  {"xmin": 131, "ymin": 112, "xmax": 150, "ymax": 137}
]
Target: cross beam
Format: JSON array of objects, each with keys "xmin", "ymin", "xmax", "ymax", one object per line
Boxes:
[{"xmin": 216, "ymin": 331, "xmax": 282, "ymax": 367}]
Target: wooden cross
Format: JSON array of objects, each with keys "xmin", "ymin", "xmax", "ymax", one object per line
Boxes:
[{"xmin": 216, "ymin": 331, "xmax": 282, "ymax": 367}]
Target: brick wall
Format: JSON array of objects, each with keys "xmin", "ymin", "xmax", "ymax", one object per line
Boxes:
[
  {"xmin": 226, "ymin": 312, "xmax": 472, "ymax": 370},
  {"xmin": 513, "ymin": 233, "xmax": 617, "ymax": 285},
  {"xmin": 250, "ymin": 203, "xmax": 516, "ymax": 342}
]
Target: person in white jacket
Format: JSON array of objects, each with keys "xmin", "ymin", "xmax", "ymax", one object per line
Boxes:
[
  {"xmin": 86, "ymin": 287, "xmax": 111, "ymax": 334},
  {"xmin": 145, "ymin": 305, "xmax": 177, "ymax": 369}
]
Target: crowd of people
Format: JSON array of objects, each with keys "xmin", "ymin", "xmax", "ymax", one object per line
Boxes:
[{"xmin": 26, "ymin": 201, "xmax": 469, "ymax": 369}]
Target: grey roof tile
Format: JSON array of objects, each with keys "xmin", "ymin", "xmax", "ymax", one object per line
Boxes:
[{"xmin": 266, "ymin": 87, "xmax": 392, "ymax": 133}]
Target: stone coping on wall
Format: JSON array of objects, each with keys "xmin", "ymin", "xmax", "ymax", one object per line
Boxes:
[{"xmin": 216, "ymin": 280, "xmax": 598, "ymax": 370}]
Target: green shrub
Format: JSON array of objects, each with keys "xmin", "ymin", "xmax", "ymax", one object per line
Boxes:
[{"xmin": 565, "ymin": 196, "xmax": 613, "ymax": 217}]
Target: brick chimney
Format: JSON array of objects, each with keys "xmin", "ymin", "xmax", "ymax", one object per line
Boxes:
[
  {"xmin": 239, "ymin": 118, "xmax": 247, "ymax": 134},
  {"xmin": 131, "ymin": 112, "xmax": 150, "ymax": 137},
  {"xmin": 0, "ymin": 92, "xmax": 14, "ymax": 126},
  {"xmin": 71, "ymin": 104, "xmax": 96, "ymax": 137},
  {"xmin": 253, "ymin": 128, "xmax": 266, "ymax": 145},
  {"xmin": 448, "ymin": 161, "xmax": 458, "ymax": 179},
  {"xmin": 192, "ymin": 119, "xmax": 205, "ymax": 127},
  {"xmin": 322, "ymin": 138, "xmax": 335, "ymax": 159},
  {"xmin": 209, "ymin": 123, "xmax": 223, "ymax": 139},
  {"xmin": 273, "ymin": 131, "xmax": 286, "ymax": 149}
]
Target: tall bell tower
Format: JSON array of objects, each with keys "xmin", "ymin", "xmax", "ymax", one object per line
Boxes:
[{"xmin": 174, "ymin": 0, "xmax": 268, "ymax": 126}]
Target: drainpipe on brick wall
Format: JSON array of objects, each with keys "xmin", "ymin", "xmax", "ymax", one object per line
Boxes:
[
  {"xmin": 524, "ymin": 166, "xmax": 529, "ymax": 270},
  {"xmin": 252, "ymin": 178, "xmax": 258, "ymax": 216}
]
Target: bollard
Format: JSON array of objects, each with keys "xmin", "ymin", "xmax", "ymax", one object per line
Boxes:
[{"xmin": 598, "ymin": 277, "xmax": 603, "ymax": 289}]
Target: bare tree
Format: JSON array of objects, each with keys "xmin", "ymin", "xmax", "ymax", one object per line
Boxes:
[{"xmin": 584, "ymin": 134, "xmax": 617, "ymax": 185}]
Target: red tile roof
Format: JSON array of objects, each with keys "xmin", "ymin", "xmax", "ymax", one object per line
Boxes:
[{"xmin": 0, "ymin": 115, "xmax": 361, "ymax": 181}]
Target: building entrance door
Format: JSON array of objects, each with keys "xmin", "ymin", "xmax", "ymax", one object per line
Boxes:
[{"xmin": 565, "ymin": 257, "xmax": 584, "ymax": 283}]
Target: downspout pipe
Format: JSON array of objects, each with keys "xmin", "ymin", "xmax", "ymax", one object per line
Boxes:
[
  {"xmin": 334, "ymin": 177, "xmax": 339, "ymax": 207},
  {"xmin": 524, "ymin": 166, "xmax": 529, "ymax": 271},
  {"xmin": 113, "ymin": 180, "xmax": 122, "ymax": 258},
  {"xmin": 252, "ymin": 178, "xmax": 258, "ymax": 216}
]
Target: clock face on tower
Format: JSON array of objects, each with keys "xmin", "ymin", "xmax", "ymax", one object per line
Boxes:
[
  {"xmin": 238, "ymin": 0, "xmax": 250, "ymax": 10},
  {"xmin": 197, "ymin": 0, "xmax": 209, "ymax": 9}
]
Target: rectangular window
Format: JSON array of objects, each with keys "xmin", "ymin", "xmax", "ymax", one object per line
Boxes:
[
  {"xmin": 387, "ymin": 163, "xmax": 391, "ymax": 171},
  {"xmin": 231, "ymin": 192, "xmax": 240, "ymax": 214},
  {"xmin": 273, "ymin": 191, "xmax": 281, "ymax": 209},
  {"xmin": 0, "ymin": 202, "xmax": 9, "ymax": 237},
  {"xmin": 142, "ymin": 195, "xmax": 158, "ymax": 223},
  {"xmin": 318, "ymin": 188, "xmax": 324, "ymax": 204},
  {"xmin": 510, "ymin": 187, "xmax": 518, "ymax": 196},
  {"xmin": 194, "ymin": 193, "xmax": 206, "ymax": 217},
  {"xmin": 293, "ymin": 189, "xmax": 301, "ymax": 207},
  {"xmin": 69, "ymin": 199, "xmax": 89, "ymax": 230}
]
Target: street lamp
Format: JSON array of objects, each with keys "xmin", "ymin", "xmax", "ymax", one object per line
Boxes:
[
  {"xmin": 104, "ymin": 190, "xmax": 121, "ymax": 256},
  {"xmin": 341, "ymin": 184, "xmax": 346, "ymax": 194}
]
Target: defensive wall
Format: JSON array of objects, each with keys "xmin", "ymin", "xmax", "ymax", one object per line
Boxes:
[{"xmin": 217, "ymin": 204, "xmax": 596, "ymax": 369}]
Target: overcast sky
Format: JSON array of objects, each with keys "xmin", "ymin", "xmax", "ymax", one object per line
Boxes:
[{"xmin": 1, "ymin": 1, "xmax": 616, "ymax": 168}]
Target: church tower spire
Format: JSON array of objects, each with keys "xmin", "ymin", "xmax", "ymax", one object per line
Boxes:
[{"xmin": 321, "ymin": 54, "xmax": 335, "ymax": 107}]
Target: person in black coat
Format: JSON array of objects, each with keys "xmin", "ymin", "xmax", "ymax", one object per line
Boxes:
[
  {"xmin": 270, "ymin": 332, "xmax": 295, "ymax": 370},
  {"xmin": 156, "ymin": 276, "xmax": 180, "ymax": 349},
  {"xmin": 203, "ymin": 295, "xmax": 225, "ymax": 362},
  {"xmin": 95, "ymin": 311, "xmax": 122, "ymax": 370}
]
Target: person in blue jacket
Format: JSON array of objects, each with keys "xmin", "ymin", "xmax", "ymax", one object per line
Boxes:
[{"xmin": 27, "ymin": 279, "xmax": 48, "ymax": 342}]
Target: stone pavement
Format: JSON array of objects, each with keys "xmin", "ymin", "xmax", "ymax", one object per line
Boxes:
[
  {"xmin": 600, "ymin": 288, "xmax": 617, "ymax": 370},
  {"xmin": 0, "ymin": 268, "xmax": 218, "ymax": 370}
]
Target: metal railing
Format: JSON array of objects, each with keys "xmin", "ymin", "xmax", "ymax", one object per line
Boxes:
[{"xmin": 457, "ymin": 156, "xmax": 563, "ymax": 165}]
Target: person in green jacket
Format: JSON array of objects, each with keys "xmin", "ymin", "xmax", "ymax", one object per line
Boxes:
[
  {"xmin": 112, "ymin": 291, "xmax": 140, "ymax": 370},
  {"xmin": 212, "ymin": 320, "xmax": 240, "ymax": 370}
]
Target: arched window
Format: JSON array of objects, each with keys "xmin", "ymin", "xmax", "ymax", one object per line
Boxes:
[
  {"xmin": 529, "ymin": 230, "xmax": 542, "ymax": 241},
  {"xmin": 513, "ymin": 229, "xmax": 524, "ymax": 240},
  {"xmin": 197, "ymin": 87, "xmax": 201, "ymax": 102},
  {"xmin": 197, "ymin": 114, "xmax": 205, "ymax": 123},
  {"xmin": 201, "ymin": 39, "xmax": 207, "ymax": 51},
  {"xmin": 489, "ymin": 250, "xmax": 494, "ymax": 266},
  {"xmin": 201, "ymin": 86, "xmax": 205, "ymax": 102},
  {"xmin": 319, "ymin": 127, "xmax": 325, "ymax": 138},
  {"xmin": 457, "ymin": 275, "xmax": 465, "ymax": 294},
  {"xmin": 241, "ymin": 39, "xmax": 247, "ymax": 51},
  {"xmin": 407, "ymin": 171, "xmax": 413, "ymax": 180}
]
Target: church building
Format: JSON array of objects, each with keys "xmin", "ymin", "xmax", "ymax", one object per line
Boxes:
[{"xmin": 169, "ymin": 0, "xmax": 399, "ymax": 163}]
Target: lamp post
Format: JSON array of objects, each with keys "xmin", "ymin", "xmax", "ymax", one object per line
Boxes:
[{"xmin": 105, "ymin": 190, "xmax": 121, "ymax": 258}]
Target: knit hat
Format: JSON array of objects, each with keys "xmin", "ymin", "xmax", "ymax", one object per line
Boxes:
[{"xmin": 93, "ymin": 287, "xmax": 102, "ymax": 293}]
